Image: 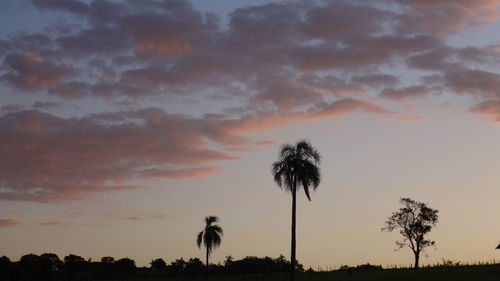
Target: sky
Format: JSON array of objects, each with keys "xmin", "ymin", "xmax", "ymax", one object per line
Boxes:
[{"xmin": 0, "ymin": 0, "xmax": 500, "ymax": 270}]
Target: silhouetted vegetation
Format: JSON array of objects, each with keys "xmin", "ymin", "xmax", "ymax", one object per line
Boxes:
[
  {"xmin": 272, "ymin": 140, "xmax": 321, "ymax": 281},
  {"xmin": 0, "ymin": 253, "xmax": 302, "ymax": 281},
  {"xmin": 382, "ymin": 198, "xmax": 439, "ymax": 269},
  {"xmin": 1, "ymin": 253, "xmax": 499, "ymax": 281},
  {"xmin": 196, "ymin": 216, "xmax": 223, "ymax": 267}
]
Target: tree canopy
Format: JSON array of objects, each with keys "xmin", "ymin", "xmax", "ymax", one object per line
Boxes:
[{"xmin": 382, "ymin": 198, "xmax": 439, "ymax": 269}]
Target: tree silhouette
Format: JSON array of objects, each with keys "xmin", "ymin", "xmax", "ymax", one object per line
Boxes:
[
  {"xmin": 150, "ymin": 258, "xmax": 167, "ymax": 271},
  {"xmin": 0, "ymin": 256, "xmax": 13, "ymax": 281},
  {"xmin": 20, "ymin": 254, "xmax": 52, "ymax": 280},
  {"xmin": 64, "ymin": 254, "xmax": 88, "ymax": 281},
  {"xmin": 41, "ymin": 253, "xmax": 63, "ymax": 272},
  {"xmin": 382, "ymin": 198, "xmax": 439, "ymax": 269},
  {"xmin": 197, "ymin": 216, "xmax": 223, "ymax": 267},
  {"xmin": 272, "ymin": 140, "xmax": 321, "ymax": 281},
  {"xmin": 114, "ymin": 257, "xmax": 136, "ymax": 275},
  {"xmin": 100, "ymin": 257, "xmax": 115, "ymax": 264}
]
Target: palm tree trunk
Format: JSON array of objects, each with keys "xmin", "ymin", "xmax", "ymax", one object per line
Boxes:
[
  {"xmin": 290, "ymin": 184, "xmax": 297, "ymax": 281},
  {"xmin": 206, "ymin": 247, "xmax": 209, "ymax": 268}
]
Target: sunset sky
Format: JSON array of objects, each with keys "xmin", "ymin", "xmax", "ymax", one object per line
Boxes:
[{"xmin": 1, "ymin": 0, "xmax": 500, "ymax": 269}]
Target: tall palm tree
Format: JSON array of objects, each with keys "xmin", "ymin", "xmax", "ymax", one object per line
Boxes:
[
  {"xmin": 272, "ymin": 140, "xmax": 321, "ymax": 281},
  {"xmin": 197, "ymin": 216, "xmax": 223, "ymax": 267}
]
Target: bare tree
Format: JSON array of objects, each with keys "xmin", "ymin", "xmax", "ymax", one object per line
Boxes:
[{"xmin": 382, "ymin": 198, "xmax": 438, "ymax": 269}]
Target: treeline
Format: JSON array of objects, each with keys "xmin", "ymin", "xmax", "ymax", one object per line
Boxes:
[{"xmin": 0, "ymin": 253, "xmax": 303, "ymax": 281}]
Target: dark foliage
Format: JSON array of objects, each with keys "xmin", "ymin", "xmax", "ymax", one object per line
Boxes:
[
  {"xmin": 197, "ymin": 216, "xmax": 223, "ymax": 267},
  {"xmin": 382, "ymin": 198, "xmax": 439, "ymax": 269},
  {"xmin": 0, "ymin": 253, "xmax": 300, "ymax": 281},
  {"xmin": 150, "ymin": 258, "xmax": 167, "ymax": 271}
]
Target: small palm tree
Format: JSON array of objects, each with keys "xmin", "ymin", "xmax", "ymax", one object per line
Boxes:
[
  {"xmin": 272, "ymin": 140, "xmax": 321, "ymax": 281},
  {"xmin": 197, "ymin": 216, "xmax": 223, "ymax": 267}
]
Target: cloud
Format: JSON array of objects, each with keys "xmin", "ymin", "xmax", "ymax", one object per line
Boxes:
[
  {"xmin": 0, "ymin": 0, "xmax": 484, "ymax": 104},
  {"xmin": 0, "ymin": 97, "xmax": 400, "ymax": 203},
  {"xmin": 31, "ymin": 0, "xmax": 90, "ymax": 15},
  {"xmin": 1, "ymin": 0, "xmax": 437, "ymax": 99},
  {"xmin": 470, "ymin": 99, "xmax": 500, "ymax": 121},
  {"xmin": 1, "ymin": 53, "xmax": 75, "ymax": 92},
  {"xmin": 106, "ymin": 212, "xmax": 168, "ymax": 221},
  {"xmin": 0, "ymin": 0, "xmax": 498, "ymax": 202},
  {"xmin": 299, "ymin": 74, "xmax": 364, "ymax": 97},
  {"xmin": 379, "ymin": 86, "xmax": 433, "ymax": 102},
  {"xmin": 399, "ymin": 115, "xmax": 425, "ymax": 121},
  {"xmin": 445, "ymin": 69, "xmax": 500, "ymax": 98},
  {"xmin": 306, "ymin": 98, "xmax": 395, "ymax": 119},
  {"xmin": 32, "ymin": 101, "xmax": 63, "ymax": 109},
  {"xmin": 255, "ymin": 140, "xmax": 279, "ymax": 146},
  {"xmin": 352, "ymin": 74, "xmax": 400, "ymax": 88},
  {"xmin": 140, "ymin": 167, "xmax": 222, "ymax": 179},
  {"xmin": 39, "ymin": 221, "xmax": 64, "ymax": 226},
  {"xmin": 299, "ymin": 1, "xmax": 391, "ymax": 38},
  {"xmin": 119, "ymin": 2, "xmax": 209, "ymax": 55},
  {"xmin": 250, "ymin": 73, "xmax": 323, "ymax": 112},
  {"xmin": 56, "ymin": 26, "xmax": 132, "ymax": 55},
  {"xmin": 0, "ymin": 219, "xmax": 21, "ymax": 227},
  {"xmin": 0, "ymin": 108, "xmax": 235, "ymax": 202},
  {"xmin": 1, "ymin": 104, "xmax": 25, "ymax": 113},
  {"xmin": 396, "ymin": 0, "xmax": 500, "ymax": 35}
]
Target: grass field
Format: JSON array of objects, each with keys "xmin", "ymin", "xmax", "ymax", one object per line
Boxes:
[
  {"xmin": 302, "ymin": 265, "xmax": 500, "ymax": 281},
  {"xmin": 96, "ymin": 264, "xmax": 500, "ymax": 281}
]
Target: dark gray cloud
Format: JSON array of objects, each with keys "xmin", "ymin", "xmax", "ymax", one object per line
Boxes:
[
  {"xmin": 379, "ymin": 85, "xmax": 433, "ymax": 102},
  {"xmin": 352, "ymin": 74, "xmax": 400, "ymax": 88},
  {"xmin": 31, "ymin": 101, "xmax": 62, "ymax": 109},
  {"xmin": 445, "ymin": 69, "xmax": 500, "ymax": 98}
]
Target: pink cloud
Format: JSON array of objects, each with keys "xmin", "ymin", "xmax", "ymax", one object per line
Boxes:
[
  {"xmin": 470, "ymin": 99, "xmax": 500, "ymax": 122},
  {"xmin": 0, "ymin": 98, "xmax": 402, "ymax": 203},
  {"xmin": 106, "ymin": 211, "xmax": 168, "ymax": 221},
  {"xmin": 255, "ymin": 140, "xmax": 279, "ymax": 146},
  {"xmin": 140, "ymin": 167, "xmax": 222, "ymax": 179},
  {"xmin": 0, "ymin": 219, "xmax": 22, "ymax": 227},
  {"xmin": 399, "ymin": 115, "xmax": 425, "ymax": 121},
  {"xmin": 0, "ymin": 109, "xmax": 235, "ymax": 202},
  {"xmin": 39, "ymin": 221, "xmax": 64, "ymax": 226}
]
